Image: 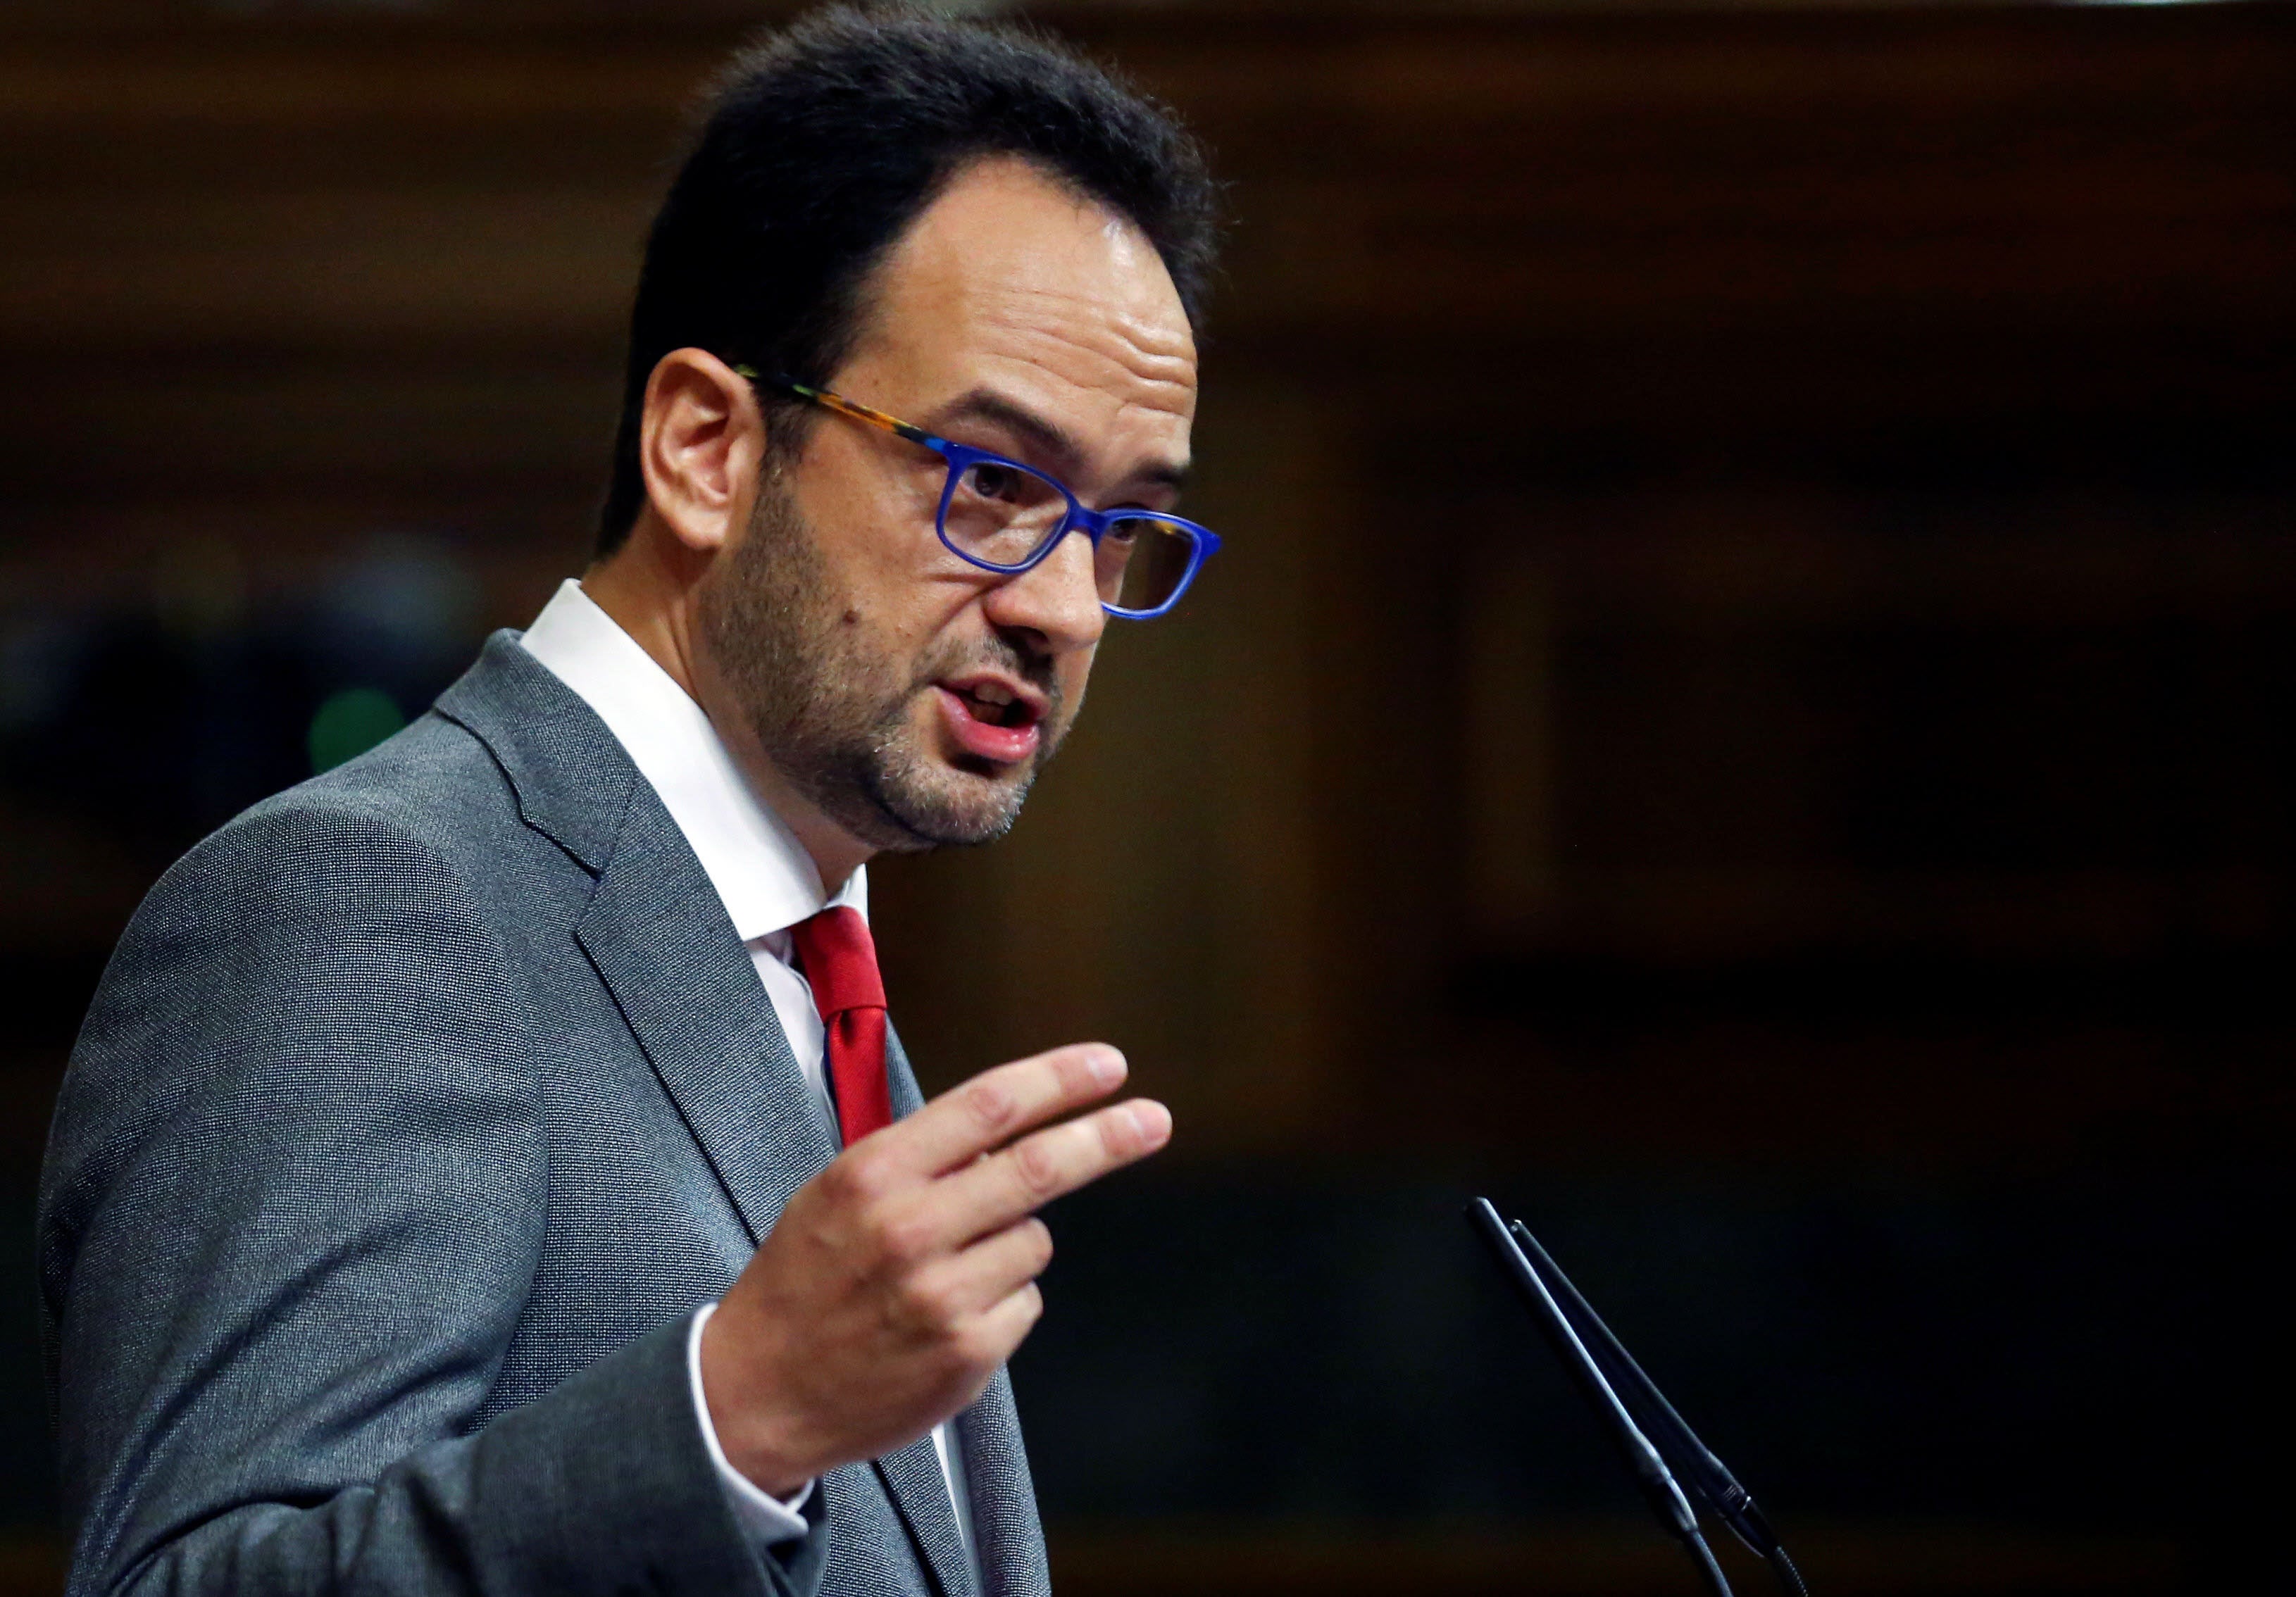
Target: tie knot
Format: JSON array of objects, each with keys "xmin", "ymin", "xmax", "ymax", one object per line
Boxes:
[{"xmin": 790, "ymin": 906, "xmax": 885, "ymax": 1018}]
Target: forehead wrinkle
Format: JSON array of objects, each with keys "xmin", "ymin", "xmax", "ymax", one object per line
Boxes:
[
  {"xmin": 975, "ymin": 306, "xmax": 1197, "ymax": 423},
  {"xmin": 968, "ymin": 283, "xmax": 1194, "ymax": 386},
  {"xmin": 978, "ymin": 341, "xmax": 1196, "ymax": 429},
  {"xmin": 976, "ymin": 273, "xmax": 1191, "ymax": 348}
]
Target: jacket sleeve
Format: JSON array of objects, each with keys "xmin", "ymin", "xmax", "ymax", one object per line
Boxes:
[{"xmin": 37, "ymin": 796, "xmax": 825, "ymax": 1597}]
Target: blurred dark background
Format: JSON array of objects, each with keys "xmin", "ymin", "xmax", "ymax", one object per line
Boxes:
[{"xmin": 4, "ymin": 1, "xmax": 2292, "ymax": 1593}]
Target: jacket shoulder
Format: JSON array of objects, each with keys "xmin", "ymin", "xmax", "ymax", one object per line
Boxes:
[
  {"xmin": 236, "ymin": 705, "xmax": 525, "ymax": 865},
  {"xmin": 39, "ymin": 713, "xmax": 561, "ymax": 1371}
]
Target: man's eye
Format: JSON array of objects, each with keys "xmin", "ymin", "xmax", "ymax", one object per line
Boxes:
[{"xmin": 966, "ymin": 462, "xmax": 1020, "ymax": 501}]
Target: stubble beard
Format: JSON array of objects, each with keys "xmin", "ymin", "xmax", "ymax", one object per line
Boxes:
[{"xmin": 699, "ymin": 475, "xmax": 1067, "ymax": 855}]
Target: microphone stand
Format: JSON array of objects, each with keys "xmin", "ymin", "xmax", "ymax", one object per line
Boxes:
[
  {"xmin": 1468, "ymin": 1198, "xmax": 1809, "ymax": 1597},
  {"xmin": 1504, "ymin": 1215, "xmax": 1809, "ymax": 1597},
  {"xmin": 1468, "ymin": 1199, "xmax": 1733, "ymax": 1596}
]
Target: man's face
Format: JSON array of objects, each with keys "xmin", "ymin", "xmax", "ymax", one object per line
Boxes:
[{"xmin": 699, "ymin": 157, "xmax": 1199, "ymax": 858}]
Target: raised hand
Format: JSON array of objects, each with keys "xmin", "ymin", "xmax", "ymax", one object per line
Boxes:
[{"xmin": 699, "ymin": 1042, "xmax": 1170, "ymax": 1493}]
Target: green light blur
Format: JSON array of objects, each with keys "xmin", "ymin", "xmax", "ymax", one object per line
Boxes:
[{"xmin": 308, "ymin": 687, "xmax": 406, "ymax": 774}]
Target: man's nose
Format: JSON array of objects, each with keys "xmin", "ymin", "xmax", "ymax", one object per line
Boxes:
[{"xmin": 982, "ymin": 526, "xmax": 1106, "ymax": 657}]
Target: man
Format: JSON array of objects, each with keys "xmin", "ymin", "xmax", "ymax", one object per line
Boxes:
[{"xmin": 37, "ymin": 11, "xmax": 1222, "ymax": 1596}]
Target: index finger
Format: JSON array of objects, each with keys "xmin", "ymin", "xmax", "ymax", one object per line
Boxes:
[{"xmin": 867, "ymin": 1043, "xmax": 1127, "ymax": 1178}]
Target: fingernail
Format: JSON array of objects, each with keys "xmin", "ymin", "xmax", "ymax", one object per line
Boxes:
[
  {"xmin": 1087, "ymin": 1047, "xmax": 1125, "ymax": 1088},
  {"xmin": 1128, "ymin": 1101, "xmax": 1171, "ymax": 1147}
]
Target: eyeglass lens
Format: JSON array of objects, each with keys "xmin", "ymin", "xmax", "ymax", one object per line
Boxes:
[
  {"xmin": 944, "ymin": 458, "xmax": 1199, "ymax": 614},
  {"xmin": 1100, "ymin": 515, "xmax": 1199, "ymax": 615},
  {"xmin": 944, "ymin": 459, "xmax": 1069, "ymax": 568}
]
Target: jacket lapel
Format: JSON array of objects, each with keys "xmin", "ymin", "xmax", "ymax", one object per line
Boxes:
[
  {"xmin": 954, "ymin": 1367, "xmax": 1048, "ymax": 1597},
  {"xmin": 875, "ymin": 1439, "xmax": 978, "ymax": 1597},
  {"xmin": 433, "ymin": 632, "xmax": 631, "ymax": 873},
  {"xmin": 575, "ymin": 801, "xmax": 835, "ymax": 1244},
  {"xmin": 436, "ymin": 632, "xmax": 835, "ymax": 1244},
  {"xmin": 870, "ymin": 1029, "xmax": 982, "ymax": 1597},
  {"xmin": 891, "ymin": 1027, "xmax": 1042, "ymax": 1596}
]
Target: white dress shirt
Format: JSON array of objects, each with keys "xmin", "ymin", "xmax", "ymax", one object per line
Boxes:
[{"xmin": 520, "ymin": 578, "xmax": 963, "ymax": 1547}]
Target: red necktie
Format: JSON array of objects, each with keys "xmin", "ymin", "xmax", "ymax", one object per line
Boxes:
[{"xmin": 790, "ymin": 906, "xmax": 893, "ymax": 1147}]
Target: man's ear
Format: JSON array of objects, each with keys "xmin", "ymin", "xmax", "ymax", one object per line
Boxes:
[{"xmin": 637, "ymin": 349, "xmax": 766, "ymax": 555}]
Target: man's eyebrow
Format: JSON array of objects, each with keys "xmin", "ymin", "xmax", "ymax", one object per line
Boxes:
[{"xmin": 930, "ymin": 388, "xmax": 1192, "ymax": 495}]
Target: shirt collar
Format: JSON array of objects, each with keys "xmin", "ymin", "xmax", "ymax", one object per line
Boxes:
[{"xmin": 517, "ymin": 578, "xmax": 865, "ymax": 942}]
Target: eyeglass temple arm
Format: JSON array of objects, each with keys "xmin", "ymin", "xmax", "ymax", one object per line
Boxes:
[{"xmin": 730, "ymin": 365, "xmax": 936, "ymax": 447}]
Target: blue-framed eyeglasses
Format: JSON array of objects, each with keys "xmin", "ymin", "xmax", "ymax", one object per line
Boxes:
[{"xmin": 734, "ymin": 367, "xmax": 1221, "ymax": 620}]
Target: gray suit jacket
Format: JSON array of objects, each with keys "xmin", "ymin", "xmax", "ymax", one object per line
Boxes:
[{"xmin": 37, "ymin": 632, "xmax": 1049, "ymax": 1597}]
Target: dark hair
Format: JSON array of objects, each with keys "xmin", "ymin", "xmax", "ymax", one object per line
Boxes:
[{"xmin": 596, "ymin": 5, "xmax": 1221, "ymax": 555}]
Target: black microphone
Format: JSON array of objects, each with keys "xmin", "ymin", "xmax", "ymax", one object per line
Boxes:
[
  {"xmin": 1503, "ymin": 1217, "xmax": 1809, "ymax": 1597},
  {"xmin": 1466, "ymin": 1198, "xmax": 1735, "ymax": 1597}
]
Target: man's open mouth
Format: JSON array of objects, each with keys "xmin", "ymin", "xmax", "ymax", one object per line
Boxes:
[
  {"xmin": 945, "ymin": 679, "xmax": 1042, "ymax": 730},
  {"xmin": 933, "ymin": 674, "xmax": 1050, "ymax": 766}
]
